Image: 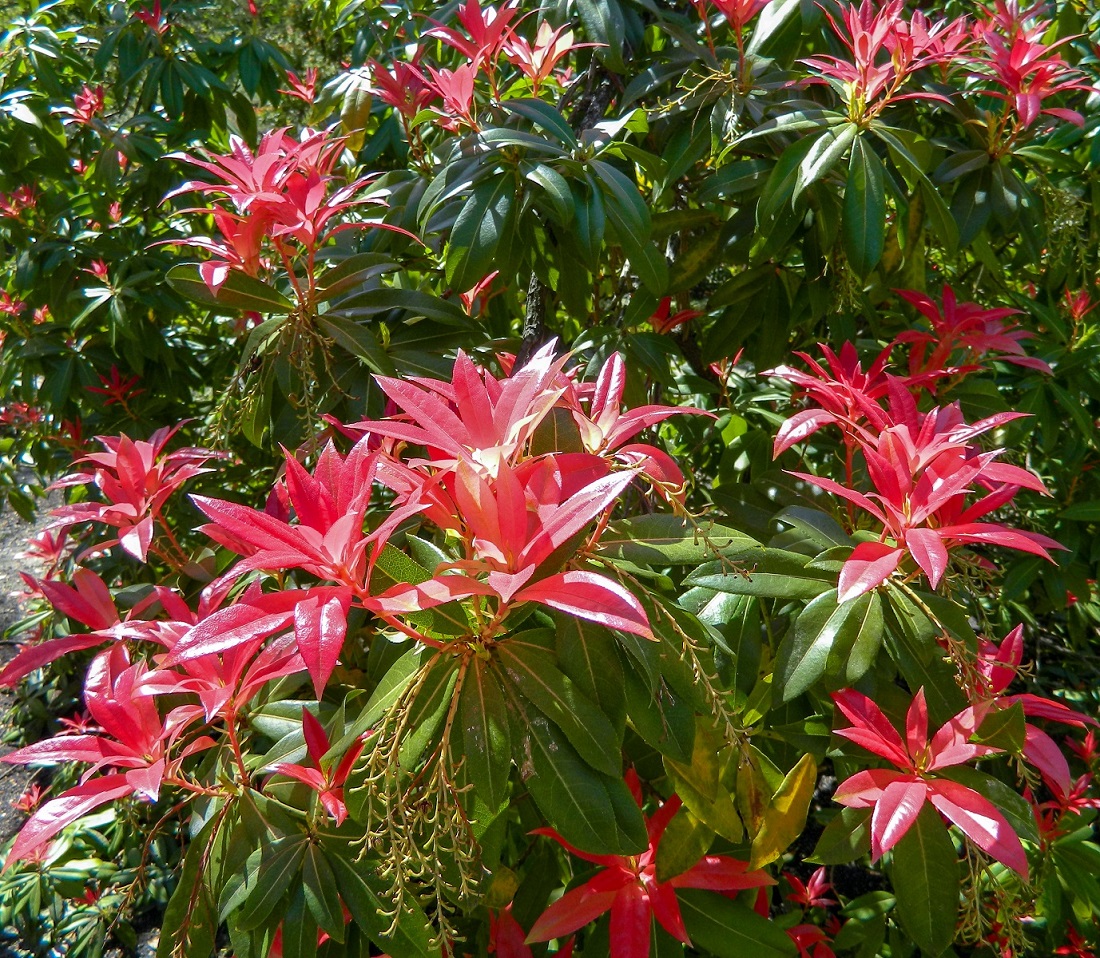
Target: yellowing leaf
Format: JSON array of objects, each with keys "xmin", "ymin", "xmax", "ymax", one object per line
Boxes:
[
  {"xmin": 655, "ymin": 805, "xmax": 716, "ymax": 883},
  {"xmin": 750, "ymin": 753, "xmax": 817, "ymax": 869},
  {"xmin": 665, "ymin": 721, "xmax": 744, "ymax": 843}
]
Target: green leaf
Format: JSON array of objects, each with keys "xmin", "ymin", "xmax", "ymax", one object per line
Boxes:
[
  {"xmin": 524, "ymin": 162, "xmax": 574, "ymax": 224},
  {"xmin": 158, "ymin": 815, "xmax": 221, "ymax": 958},
  {"xmin": 624, "ymin": 666, "xmax": 695, "ymax": 761},
  {"xmin": 776, "ymin": 589, "xmax": 876, "ymax": 701},
  {"xmin": 495, "ymin": 638, "xmax": 622, "ymax": 776},
  {"xmin": 236, "ymin": 836, "xmax": 307, "ymax": 931},
  {"xmin": 303, "ymin": 845, "xmax": 345, "ymax": 942},
  {"xmin": 758, "ymin": 137, "xmax": 818, "ymax": 227},
  {"xmin": 336, "ymin": 649, "xmax": 422, "ymax": 748},
  {"xmin": 501, "ymin": 98, "xmax": 578, "ymax": 147},
  {"xmin": 687, "ymin": 549, "xmax": 835, "ymax": 599},
  {"xmin": 973, "ymin": 701, "xmax": 1026, "ymax": 753},
  {"xmin": 809, "ymin": 807, "xmax": 872, "ymax": 864},
  {"xmin": 843, "ymin": 591, "xmax": 885, "ymax": 686},
  {"xmin": 655, "ymin": 805, "xmax": 715, "ymax": 883},
  {"xmin": 889, "ymin": 805, "xmax": 960, "ymax": 957},
  {"xmin": 325, "ymin": 845, "xmax": 440, "ymax": 958},
  {"xmin": 843, "ymin": 135, "xmax": 886, "ymax": 276},
  {"xmin": 554, "ymin": 615, "xmax": 626, "ymax": 732},
  {"xmin": 523, "ymin": 713, "xmax": 648, "ymax": 855},
  {"xmin": 664, "ymin": 722, "xmax": 744, "ymax": 843},
  {"xmin": 795, "ymin": 123, "xmax": 858, "ymax": 200},
  {"xmin": 399, "ymin": 658, "xmax": 460, "ymax": 769},
  {"xmin": 576, "ymin": 0, "xmax": 628, "ymax": 71},
  {"xmin": 281, "ymin": 886, "xmax": 319, "ymax": 958},
  {"xmin": 459, "ymin": 660, "xmax": 513, "ymax": 811},
  {"xmin": 949, "ymin": 168, "xmax": 993, "ymax": 248},
  {"xmin": 446, "ymin": 176, "xmax": 517, "ymax": 292},
  {"xmin": 317, "ymin": 315, "xmax": 395, "ymax": 376},
  {"xmin": 316, "ymin": 252, "xmax": 397, "ymax": 301},
  {"xmin": 598, "ymin": 516, "xmax": 758, "ymax": 565},
  {"xmin": 679, "ymin": 890, "xmax": 798, "ymax": 957},
  {"xmin": 590, "ymin": 159, "xmax": 650, "ymax": 238},
  {"xmin": 572, "ymin": 179, "xmax": 606, "ymax": 267},
  {"xmin": 1060, "ymin": 501, "xmax": 1100, "ymax": 521},
  {"xmin": 873, "ymin": 126, "xmax": 958, "ymax": 252},
  {"xmin": 166, "ymin": 264, "xmax": 294, "ymax": 314},
  {"xmin": 330, "ymin": 288, "xmax": 472, "ymax": 326}
]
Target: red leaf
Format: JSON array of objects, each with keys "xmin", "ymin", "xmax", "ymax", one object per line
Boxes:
[
  {"xmin": 870, "ymin": 778, "xmax": 927, "ymax": 859},
  {"xmin": 301, "ymin": 707, "xmax": 331, "ymax": 766},
  {"xmin": 837, "ymin": 542, "xmax": 904, "ymax": 603},
  {"xmin": 6, "ymin": 775, "xmax": 134, "ymax": 866},
  {"xmin": 1023, "ymin": 724, "xmax": 1071, "ymax": 795},
  {"xmin": 513, "ymin": 571, "xmax": 652, "ymax": 638},
  {"xmin": 295, "ymin": 590, "xmax": 351, "ymax": 697},
  {"xmin": 833, "ymin": 768, "xmax": 904, "ymax": 807},
  {"xmin": 927, "ymin": 779, "xmax": 1028, "ymax": 877},
  {"xmin": 672, "ymin": 857, "xmax": 777, "ymax": 891},
  {"xmin": 609, "ymin": 881, "xmax": 652, "ymax": 958},
  {"xmin": 0, "ymin": 633, "xmax": 106, "ymax": 687},
  {"xmin": 526, "ymin": 880, "xmax": 625, "ymax": 943},
  {"xmin": 905, "ymin": 528, "xmax": 949, "ymax": 588},
  {"xmin": 647, "ymin": 879, "xmax": 689, "ymax": 945},
  {"xmin": 832, "ymin": 690, "xmax": 910, "ymax": 767}
]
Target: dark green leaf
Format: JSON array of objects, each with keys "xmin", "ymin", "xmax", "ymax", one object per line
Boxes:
[
  {"xmin": 598, "ymin": 516, "xmax": 758, "ymax": 565},
  {"xmin": 303, "ymin": 845, "xmax": 345, "ymax": 942},
  {"xmin": 524, "ymin": 162, "xmax": 574, "ymax": 224},
  {"xmin": 495, "ymin": 638, "xmax": 622, "ymax": 776},
  {"xmin": 281, "ymin": 886, "xmax": 319, "ymax": 958},
  {"xmin": 459, "ymin": 660, "xmax": 513, "ymax": 811},
  {"xmin": 554, "ymin": 615, "xmax": 626, "ymax": 732},
  {"xmin": 445, "ymin": 176, "xmax": 517, "ymax": 292},
  {"xmin": 809, "ymin": 807, "xmax": 872, "ymax": 864},
  {"xmin": 325, "ymin": 845, "xmax": 440, "ymax": 958},
  {"xmin": 679, "ymin": 890, "xmax": 798, "ymax": 957},
  {"xmin": 973, "ymin": 701, "xmax": 1026, "ymax": 753},
  {"xmin": 501, "ymin": 99, "xmax": 578, "ymax": 147},
  {"xmin": 237, "ymin": 836, "xmax": 307, "ymax": 931},
  {"xmin": 843, "ymin": 136, "xmax": 886, "ymax": 276},
  {"xmin": 523, "ymin": 714, "xmax": 648, "ymax": 855},
  {"xmin": 167, "ymin": 264, "xmax": 294, "ymax": 314},
  {"xmin": 158, "ymin": 815, "xmax": 221, "ymax": 958},
  {"xmin": 777, "ymin": 589, "xmax": 878, "ymax": 700},
  {"xmin": 889, "ymin": 805, "xmax": 960, "ymax": 957},
  {"xmin": 795, "ymin": 123, "xmax": 858, "ymax": 200},
  {"xmin": 687, "ymin": 549, "xmax": 835, "ymax": 599}
]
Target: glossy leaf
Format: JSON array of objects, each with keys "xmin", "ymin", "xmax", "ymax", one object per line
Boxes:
[
  {"xmin": 496, "ymin": 638, "xmax": 622, "ymax": 776},
  {"xmin": 678, "ymin": 890, "xmax": 798, "ymax": 957},
  {"xmin": 843, "ymin": 135, "xmax": 886, "ymax": 276},
  {"xmin": 775, "ymin": 589, "xmax": 875, "ymax": 701},
  {"xmin": 522, "ymin": 714, "xmax": 647, "ymax": 856},
  {"xmin": 166, "ymin": 263, "xmax": 294, "ymax": 314},
  {"xmin": 459, "ymin": 659, "xmax": 513, "ymax": 812},
  {"xmin": 889, "ymin": 805, "xmax": 960, "ymax": 958}
]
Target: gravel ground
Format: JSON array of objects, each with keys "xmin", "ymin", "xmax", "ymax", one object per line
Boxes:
[{"xmin": 0, "ymin": 502, "xmax": 39, "ymax": 848}]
